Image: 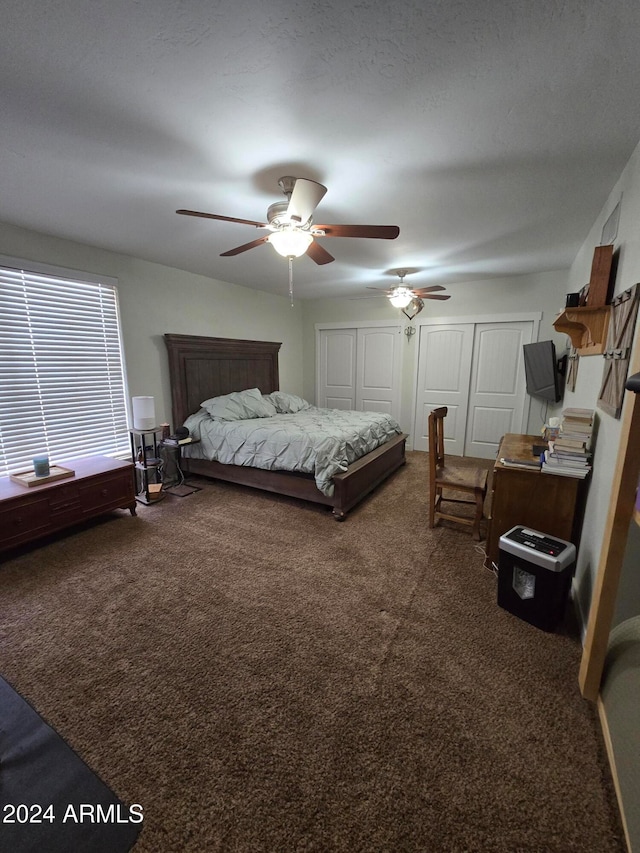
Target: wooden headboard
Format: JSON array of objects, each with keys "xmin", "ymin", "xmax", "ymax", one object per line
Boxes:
[{"xmin": 164, "ymin": 334, "xmax": 282, "ymax": 428}]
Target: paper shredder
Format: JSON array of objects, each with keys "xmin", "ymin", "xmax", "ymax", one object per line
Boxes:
[{"xmin": 498, "ymin": 526, "xmax": 576, "ymax": 632}]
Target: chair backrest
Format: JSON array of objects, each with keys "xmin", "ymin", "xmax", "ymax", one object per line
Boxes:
[{"xmin": 428, "ymin": 406, "xmax": 448, "ymax": 481}]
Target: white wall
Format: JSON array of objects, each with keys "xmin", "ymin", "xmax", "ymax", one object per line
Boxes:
[
  {"xmin": 562, "ymin": 138, "xmax": 640, "ymax": 628},
  {"xmin": 302, "ymin": 269, "xmax": 570, "ymax": 440},
  {"xmin": 568, "ymin": 138, "xmax": 640, "ymax": 852},
  {"xmin": 0, "ymin": 221, "xmax": 304, "ymax": 431}
]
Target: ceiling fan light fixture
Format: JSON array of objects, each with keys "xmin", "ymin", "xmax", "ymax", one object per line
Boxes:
[
  {"xmin": 388, "ymin": 286, "xmax": 413, "ymax": 308},
  {"xmin": 268, "ymin": 230, "xmax": 314, "ymax": 258}
]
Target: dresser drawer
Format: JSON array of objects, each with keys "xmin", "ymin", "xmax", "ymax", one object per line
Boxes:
[
  {"xmin": 48, "ymin": 482, "xmax": 81, "ymax": 523},
  {"xmin": 0, "ymin": 497, "xmax": 51, "ymax": 548},
  {"xmin": 79, "ymin": 470, "xmax": 134, "ymax": 514}
]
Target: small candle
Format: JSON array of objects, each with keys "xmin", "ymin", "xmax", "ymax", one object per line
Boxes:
[{"xmin": 33, "ymin": 455, "xmax": 50, "ymax": 477}]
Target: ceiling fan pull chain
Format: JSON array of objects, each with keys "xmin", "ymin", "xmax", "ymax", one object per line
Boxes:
[{"xmin": 289, "ymin": 256, "xmax": 294, "ymax": 307}]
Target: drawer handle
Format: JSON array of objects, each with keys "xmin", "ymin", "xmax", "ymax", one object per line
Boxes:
[
  {"xmin": 101, "ymin": 488, "xmax": 109, "ymax": 497},
  {"xmin": 14, "ymin": 516, "xmax": 23, "ymax": 525}
]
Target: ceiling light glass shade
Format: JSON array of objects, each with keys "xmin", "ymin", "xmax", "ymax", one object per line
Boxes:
[
  {"xmin": 388, "ymin": 286, "xmax": 413, "ymax": 308},
  {"xmin": 268, "ymin": 230, "xmax": 314, "ymax": 258}
]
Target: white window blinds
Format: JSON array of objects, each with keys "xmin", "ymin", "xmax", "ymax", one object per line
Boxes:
[{"xmin": 0, "ymin": 264, "xmax": 130, "ymax": 477}]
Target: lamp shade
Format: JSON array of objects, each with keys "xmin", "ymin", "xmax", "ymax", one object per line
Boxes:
[
  {"xmin": 388, "ymin": 287, "xmax": 413, "ymax": 308},
  {"xmin": 268, "ymin": 230, "xmax": 314, "ymax": 258},
  {"xmin": 132, "ymin": 396, "xmax": 156, "ymax": 430}
]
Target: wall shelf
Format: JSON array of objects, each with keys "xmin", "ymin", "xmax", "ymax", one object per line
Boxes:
[{"xmin": 553, "ymin": 306, "xmax": 611, "ymax": 355}]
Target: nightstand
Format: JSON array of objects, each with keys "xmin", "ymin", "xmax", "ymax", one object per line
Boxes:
[
  {"xmin": 129, "ymin": 428, "xmax": 165, "ymax": 504},
  {"xmin": 160, "ymin": 439, "xmax": 201, "ymax": 496}
]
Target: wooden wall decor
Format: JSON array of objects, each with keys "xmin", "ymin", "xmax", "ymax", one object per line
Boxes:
[
  {"xmin": 598, "ymin": 284, "xmax": 640, "ymax": 418},
  {"xmin": 566, "ymin": 346, "xmax": 579, "ymax": 392},
  {"xmin": 587, "ymin": 244, "xmax": 614, "ymax": 307}
]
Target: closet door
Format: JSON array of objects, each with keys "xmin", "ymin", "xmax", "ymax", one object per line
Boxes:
[
  {"xmin": 414, "ymin": 319, "xmax": 533, "ymax": 458},
  {"xmin": 318, "ymin": 328, "xmax": 357, "ymax": 409},
  {"xmin": 317, "ymin": 325, "xmax": 402, "ymax": 417},
  {"xmin": 355, "ymin": 326, "xmax": 402, "ymax": 418},
  {"xmin": 413, "ymin": 324, "xmax": 475, "ymax": 453},
  {"xmin": 464, "ymin": 322, "xmax": 533, "ymax": 458}
]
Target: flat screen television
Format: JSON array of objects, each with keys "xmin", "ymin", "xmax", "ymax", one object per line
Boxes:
[{"xmin": 523, "ymin": 340, "xmax": 564, "ymax": 403}]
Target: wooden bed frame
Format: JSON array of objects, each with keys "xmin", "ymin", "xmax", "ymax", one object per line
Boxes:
[{"xmin": 164, "ymin": 334, "xmax": 407, "ymax": 519}]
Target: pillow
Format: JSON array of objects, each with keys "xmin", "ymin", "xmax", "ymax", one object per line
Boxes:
[
  {"xmin": 266, "ymin": 391, "xmax": 312, "ymax": 414},
  {"xmin": 200, "ymin": 388, "xmax": 277, "ymax": 421}
]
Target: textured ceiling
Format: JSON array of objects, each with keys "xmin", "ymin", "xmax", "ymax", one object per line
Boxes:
[{"xmin": 2, "ymin": 0, "xmax": 640, "ymax": 299}]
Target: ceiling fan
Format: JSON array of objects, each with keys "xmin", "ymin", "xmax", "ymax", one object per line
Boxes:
[
  {"xmin": 365, "ymin": 270, "xmax": 451, "ymax": 316},
  {"xmin": 176, "ymin": 176, "xmax": 400, "ymax": 265}
]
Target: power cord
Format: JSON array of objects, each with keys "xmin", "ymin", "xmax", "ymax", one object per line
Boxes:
[
  {"xmin": 474, "ymin": 543, "xmax": 498, "ymax": 577},
  {"xmin": 173, "ymin": 453, "xmax": 186, "ymax": 488}
]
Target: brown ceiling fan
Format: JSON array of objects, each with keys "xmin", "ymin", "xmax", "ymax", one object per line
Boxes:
[{"xmin": 177, "ymin": 176, "xmax": 400, "ymax": 264}]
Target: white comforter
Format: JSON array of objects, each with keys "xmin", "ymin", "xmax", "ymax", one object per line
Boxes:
[{"xmin": 182, "ymin": 407, "xmax": 403, "ymax": 496}]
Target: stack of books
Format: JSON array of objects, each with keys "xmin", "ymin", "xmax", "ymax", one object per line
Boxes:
[
  {"xmin": 558, "ymin": 407, "xmax": 594, "ymax": 445},
  {"xmin": 163, "ymin": 435, "xmax": 193, "ymax": 446},
  {"xmin": 542, "ymin": 408, "xmax": 594, "ymax": 478}
]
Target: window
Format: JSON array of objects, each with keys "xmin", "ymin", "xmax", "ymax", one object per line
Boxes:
[{"xmin": 0, "ymin": 261, "xmax": 130, "ymax": 477}]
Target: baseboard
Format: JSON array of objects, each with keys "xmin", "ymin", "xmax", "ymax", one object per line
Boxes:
[{"xmin": 597, "ymin": 696, "xmax": 632, "ymax": 852}]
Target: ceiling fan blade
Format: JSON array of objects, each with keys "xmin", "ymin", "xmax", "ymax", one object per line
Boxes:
[
  {"xmin": 365, "ymin": 285, "xmax": 449, "ymax": 300},
  {"xmin": 414, "ymin": 285, "xmax": 447, "ymax": 294},
  {"xmin": 306, "ymin": 240, "xmax": 334, "ymax": 265},
  {"xmin": 176, "ymin": 209, "xmax": 267, "ymax": 228},
  {"xmin": 286, "ymin": 178, "xmax": 327, "ymax": 225},
  {"xmin": 220, "ymin": 235, "xmax": 270, "ymax": 256},
  {"xmin": 314, "ymin": 224, "xmax": 400, "ymax": 239}
]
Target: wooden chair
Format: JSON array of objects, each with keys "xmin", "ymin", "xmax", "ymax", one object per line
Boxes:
[{"xmin": 428, "ymin": 407, "xmax": 488, "ymax": 541}]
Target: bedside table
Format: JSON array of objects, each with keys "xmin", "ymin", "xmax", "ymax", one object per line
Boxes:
[
  {"xmin": 160, "ymin": 439, "xmax": 201, "ymax": 496},
  {"xmin": 129, "ymin": 427, "xmax": 165, "ymax": 505}
]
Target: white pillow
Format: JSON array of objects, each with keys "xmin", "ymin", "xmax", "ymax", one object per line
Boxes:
[{"xmin": 200, "ymin": 388, "xmax": 277, "ymax": 421}]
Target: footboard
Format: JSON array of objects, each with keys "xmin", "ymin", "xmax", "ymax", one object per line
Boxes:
[{"xmin": 330, "ymin": 433, "xmax": 407, "ymax": 520}]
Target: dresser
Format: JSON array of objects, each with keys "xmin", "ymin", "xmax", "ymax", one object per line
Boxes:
[
  {"xmin": 0, "ymin": 456, "xmax": 137, "ymax": 553},
  {"xmin": 486, "ymin": 434, "xmax": 584, "ymax": 569}
]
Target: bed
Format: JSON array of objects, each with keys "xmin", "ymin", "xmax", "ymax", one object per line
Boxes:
[{"xmin": 164, "ymin": 334, "xmax": 407, "ymax": 519}]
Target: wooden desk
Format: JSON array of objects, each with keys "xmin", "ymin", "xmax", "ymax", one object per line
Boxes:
[{"xmin": 486, "ymin": 434, "xmax": 583, "ymax": 569}]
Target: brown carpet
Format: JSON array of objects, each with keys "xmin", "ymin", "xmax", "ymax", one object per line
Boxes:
[{"xmin": 0, "ymin": 452, "xmax": 624, "ymax": 852}]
